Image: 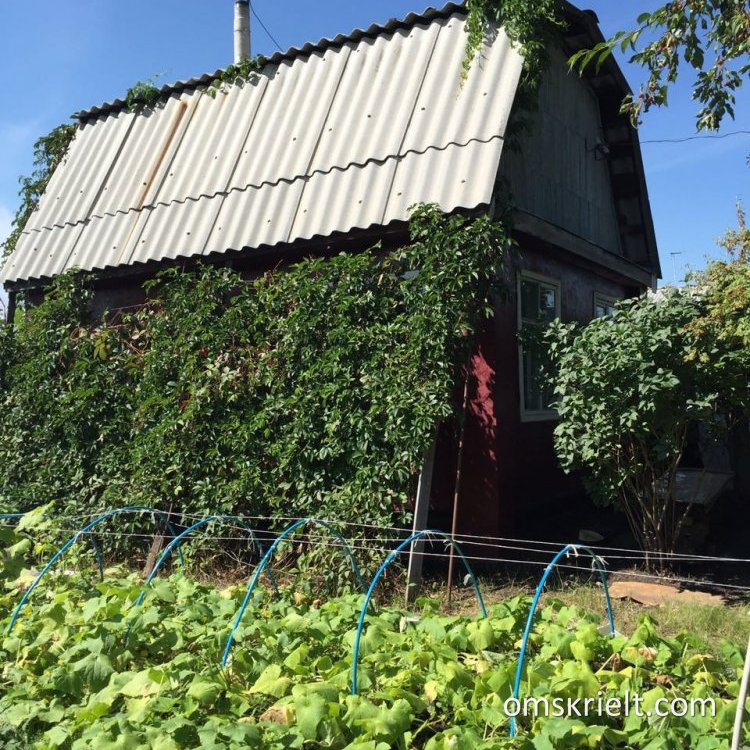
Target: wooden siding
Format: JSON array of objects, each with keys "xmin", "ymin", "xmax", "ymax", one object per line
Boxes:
[{"xmin": 500, "ymin": 48, "xmax": 622, "ymax": 255}]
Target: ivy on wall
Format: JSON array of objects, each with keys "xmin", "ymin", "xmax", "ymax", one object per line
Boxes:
[
  {"xmin": 0, "ymin": 206, "xmax": 509, "ymax": 531},
  {"xmin": 0, "ymin": 8, "xmax": 527, "ymax": 537}
]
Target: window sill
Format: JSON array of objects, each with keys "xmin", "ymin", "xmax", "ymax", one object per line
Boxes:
[{"xmin": 520, "ymin": 410, "xmax": 559, "ymax": 424}]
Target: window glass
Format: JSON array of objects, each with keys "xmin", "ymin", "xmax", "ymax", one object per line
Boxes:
[
  {"xmin": 594, "ymin": 295, "xmax": 617, "ymax": 318},
  {"xmin": 519, "ymin": 277, "xmax": 559, "ymax": 416}
]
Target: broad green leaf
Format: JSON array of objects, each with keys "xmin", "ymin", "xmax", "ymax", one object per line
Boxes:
[{"xmin": 250, "ymin": 665, "xmax": 292, "ymax": 698}]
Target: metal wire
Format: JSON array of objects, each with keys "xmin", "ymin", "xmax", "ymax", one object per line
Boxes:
[
  {"xmin": 250, "ymin": 1, "xmax": 282, "ymax": 50},
  {"xmin": 5, "ymin": 513, "xmax": 750, "ymax": 566},
  {"xmin": 4, "ymin": 508, "xmax": 750, "ymax": 593}
]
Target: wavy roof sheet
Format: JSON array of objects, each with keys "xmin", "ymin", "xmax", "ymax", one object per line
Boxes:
[{"xmin": 2, "ymin": 4, "xmax": 523, "ymax": 285}]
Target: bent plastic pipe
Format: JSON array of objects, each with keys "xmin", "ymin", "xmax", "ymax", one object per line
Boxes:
[
  {"xmin": 509, "ymin": 543, "xmax": 615, "ymax": 737},
  {"xmin": 6, "ymin": 506, "xmax": 183, "ymax": 634},
  {"xmin": 221, "ymin": 518, "xmax": 367, "ymax": 667},
  {"xmin": 126, "ymin": 514, "xmax": 278, "ymax": 639},
  {"xmin": 0, "ymin": 513, "xmax": 24, "ymax": 521},
  {"xmin": 351, "ymin": 529, "xmax": 487, "ymax": 695},
  {"xmin": 2, "ymin": 511, "xmax": 105, "ymax": 579}
]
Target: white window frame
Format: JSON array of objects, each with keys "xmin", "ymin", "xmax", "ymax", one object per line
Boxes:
[
  {"xmin": 593, "ymin": 293, "xmax": 619, "ymax": 319},
  {"xmin": 517, "ymin": 271, "xmax": 561, "ymax": 422}
]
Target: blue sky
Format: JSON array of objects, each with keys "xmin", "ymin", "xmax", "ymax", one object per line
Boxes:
[{"xmin": 0, "ymin": 0, "xmax": 747, "ymax": 309}]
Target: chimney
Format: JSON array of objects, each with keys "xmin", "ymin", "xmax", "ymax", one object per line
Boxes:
[{"xmin": 234, "ymin": 0, "xmax": 250, "ymax": 63}]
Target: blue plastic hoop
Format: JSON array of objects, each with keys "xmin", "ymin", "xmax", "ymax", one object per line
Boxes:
[
  {"xmin": 221, "ymin": 518, "xmax": 367, "ymax": 667},
  {"xmin": 1, "ymin": 511, "xmax": 105, "ymax": 580},
  {"xmin": 350, "ymin": 529, "xmax": 487, "ymax": 696},
  {"xmin": 126, "ymin": 514, "xmax": 278, "ymax": 639},
  {"xmin": 6, "ymin": 506, "xmax": 184, "ymax": 634},
  {"xmin": 0, "ymin": 513, "xmax": 25, "ymax": 522},
  {"xmin": 509, "ymin": 543, "xmax": 615, "ymax": 737}
]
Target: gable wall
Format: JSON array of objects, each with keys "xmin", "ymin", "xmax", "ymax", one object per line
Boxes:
[{"xmin": 499, "ymin": 48, "xmax": 622, "ymax": 256}]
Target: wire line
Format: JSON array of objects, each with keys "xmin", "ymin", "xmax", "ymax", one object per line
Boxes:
[
  {"xmin": 6, "ymin": 520, "xmax": 750, "ymax": 593},
  {"xmin": 640, "ymin": 129, "xmax": 750, "ymax": 144},
  {"xmin": 250, "ymin": 1, "xmax": 282, "ymax": 50}
]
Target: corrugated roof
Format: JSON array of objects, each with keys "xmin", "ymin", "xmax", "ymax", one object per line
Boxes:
[{"xmin": 1, "ymin": 4, "xmax": 523, "ymax": 286}]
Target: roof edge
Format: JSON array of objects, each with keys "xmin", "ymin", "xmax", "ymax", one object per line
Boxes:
[{"xmin": 73, "ymin": 3, "xmax": 466, "ymax": 123}]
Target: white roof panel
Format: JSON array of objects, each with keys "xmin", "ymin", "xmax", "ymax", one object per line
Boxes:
[{"xmin": 2, "ymin": 4, "xmax": 523, "ymax": 285}]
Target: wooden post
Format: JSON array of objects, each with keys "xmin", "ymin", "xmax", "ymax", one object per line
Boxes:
[
  {"xmin": 6, "ymin": 291, "xmax": 16, "ymax": 325},
  {"xmin": 142, "ymin": 504, "xmax": 175, "ymax": 578},
  {"xmin": 405, "ymin": 436, "xmax": 437, "ymax": 605},
  {"xmin": 447, "ymin": 368, "xmax": 471, "ymax": 606}
]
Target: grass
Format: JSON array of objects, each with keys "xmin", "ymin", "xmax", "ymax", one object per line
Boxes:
[{"xmin": 412, "ymin": 573, "xmax": 750, "ymax": 655}]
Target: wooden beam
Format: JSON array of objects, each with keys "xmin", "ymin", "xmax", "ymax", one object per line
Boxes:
[
  {"xmin": 405, "ymin": 435, "xmax": 437, "ymax": 605},
  {"xmin": 512, "ymin": 210, "xmax": 653, "ymax": 288}
]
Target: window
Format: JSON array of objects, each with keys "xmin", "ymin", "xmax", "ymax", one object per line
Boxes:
[
  {"xmin": 518, "ymin": 273, "xmax": 560, "ymax": 420},
  {"xmin": 594, "ymin": 294, "xmax": 618, "ymax": 318}
]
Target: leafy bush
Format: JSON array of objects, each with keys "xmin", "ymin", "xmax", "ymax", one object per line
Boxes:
[
  {"xmin": 547, "ymin": 291, "xmax": 716, "ymax": 563},
  {"xmin": 548, "ymin": 207, "xmax": 750, "ymax": 564},
  {"xmin": 687, "ymin": 205, "xmax": 750, "ymax": 416}
]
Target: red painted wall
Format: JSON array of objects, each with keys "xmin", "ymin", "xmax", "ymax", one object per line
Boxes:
[{"xmin": 429, "ymin": 241, "xmax": 644, "ymax": 549}]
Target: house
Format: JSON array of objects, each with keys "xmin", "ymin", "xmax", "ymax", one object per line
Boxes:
[{"xmin": 0, "ymin": 2, "xmax": 660, "ymax": 545}]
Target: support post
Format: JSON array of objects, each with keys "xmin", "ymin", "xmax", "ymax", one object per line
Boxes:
[
  {"xmin": 405, "ymin": 436, "xmax": 437, "ymax": 605},
  {"xmin": 447, "ymin": 368, "xmax": 471, "ymax": 605},
  {"xmin": 6, "ymin": 291, "xmax": 16, "ymax": 325}
]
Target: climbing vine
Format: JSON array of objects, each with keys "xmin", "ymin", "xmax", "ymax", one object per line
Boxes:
[
  {"xmin": 125, "ymin": 77, "xmax": 163, "ymax": 112},
  {"xmin": 463, "ymin": 0, "xmax": 565, "ymax": 154},
  {"xmin": 124, "ymin": 55, "xmax": 269, "ymax": 111},
  {"xmin": 206, "ymin": 55, "xmax": 268, "ymax": 98},
  {"xmin": 467, "ymin": 0, "xmax": 749, "ymax": 132},
  {"xmin": 0, "ymin": 124, "xmax": 76, "ymax": 264},
  {"xmin": 0, "ymin": 207, "xmax": 509, "ymax": 535},
  {"xmin": 464, "ymin": 0, "xmax": 564, "ymax": 90}
]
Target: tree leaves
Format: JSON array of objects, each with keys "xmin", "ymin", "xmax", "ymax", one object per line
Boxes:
[
  {"xmin": 468, "ymin": 1, "xmax": 749, "ymax": 131},
  {"xmin": 567, "ymin": 0, "xmax": 750, "ymax": 130},
  {"xmin": 546, "ymin": 286, "xmax": 741, "ymax": 560}
]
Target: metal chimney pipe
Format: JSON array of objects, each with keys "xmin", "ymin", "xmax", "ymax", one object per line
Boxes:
[{"xmin": 234, "ymin": 0, "xmax": 250, "ymax": 63}]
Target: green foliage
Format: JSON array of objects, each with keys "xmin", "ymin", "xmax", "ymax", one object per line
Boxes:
[
  {"xmin": 206, "ymin": 55, "xmax": 268, "ymax": 98},
  {"xmin": 547, "ymin": 205, "xmax": 750, "ymax": 562},
  {"xmin": 124, "ymin": 77, "xmax": 163, "ymax": 112},
  {"xmin": 464, "ymin": 0, "xmax": 564, "ymax": 91},
  {"xmin": 124, "ymin": 55, "xmax": 268, "ymax": 111},
  {"xmin": 546, "ymin": 291, "xmax": 716, "ymax": 560},
  {"xmin": 569, "ymin": 0, "xmax": 750, "ymax": 131},
  {"xmin": 0, "ymin": 273, "xmax": 132, "ymax": 517},
  {"xmin": 687, "ymin": 204, "xmax": 750, "ymax": 414},
  {"xmin": 0, "ymin": 526, "xmax": 743, "ymax": 749},
  {"xmin": 468, "ymin": 0, "xmax": 749, "ymax": 131},
  {"xmin": 0, "ymin": 124, "xmax": 76, "ymax": 263},
  {"xmin": 0, "ymin": 207, "xmax": 507, "ymax": 540}
]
